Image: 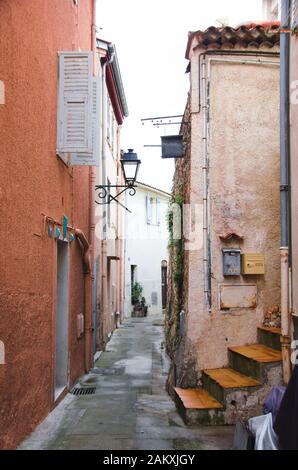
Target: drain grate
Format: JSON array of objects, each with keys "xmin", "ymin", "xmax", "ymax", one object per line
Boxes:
[{"xmin": 70, "ymin": 386, "xmax": 96, "ymax": 396}]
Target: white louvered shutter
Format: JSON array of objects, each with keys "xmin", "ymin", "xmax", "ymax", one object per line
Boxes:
[
  {"xmin": 57, "ymin": 52, "xmax": 93, "ymax": 155},
  {"xmin": 156, "ymin": 198, "xmax": 161, "ymax": 225},
  {"xmin": 71, "ymin": 77, "xmax": 100, "ymax": 166},
  {"xmin": 146, "ymin": 195, "xmax": 152, "ymax": 224},
  {"xmin": 292, "ymin": 0, "xmax": 298, "ymax": 28}
]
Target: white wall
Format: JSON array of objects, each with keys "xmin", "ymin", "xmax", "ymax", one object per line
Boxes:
[
  {"xmin": 124, "ymin": 184, "xmax": 170, "ymax": 316},
  {"xmin": 262, "ymin": 0, "xmax": 280, "ymax": 20}
]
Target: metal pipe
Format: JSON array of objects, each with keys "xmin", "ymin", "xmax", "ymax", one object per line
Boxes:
[
  {"xmin": 280, "ymin": 0, "xmax": 292, "ymax": 384},
  {"xmin": 280, "ymin": 247, "xmax": 292, "ymax": 383},
  {"xmin": 100, "ymin": 46, "xmax": 116, "ymax": 348},
  {"xmin": 201, "ymin": 58, "xmax": 211, "ymax": 311},
  {"xmin": 82, "ymin": 0, "xmax": 97, "ymax": 372}
]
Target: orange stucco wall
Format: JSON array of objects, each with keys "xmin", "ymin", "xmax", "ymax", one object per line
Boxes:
[{"xmin": 0, "ymin": 0, "xmax": 93, "ymax": 449}]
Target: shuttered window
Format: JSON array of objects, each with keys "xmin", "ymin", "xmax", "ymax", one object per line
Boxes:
[{"xmin": 57, "ymin": 52, "xmax": 93, "ymax": 155}]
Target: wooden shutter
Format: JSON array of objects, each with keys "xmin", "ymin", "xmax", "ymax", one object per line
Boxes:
[
  {"xmin": 57, "ymin": 52, "xmax": 93, "ymax": 155},
  {"xmin": 71, "ymin": 77, "xmax": 100, "ymax": 166}
]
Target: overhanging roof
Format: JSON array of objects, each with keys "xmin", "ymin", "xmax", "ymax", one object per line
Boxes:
[
  {"xmin": 185, "ymin": 22, "xmax": 280, "ymax": 59},
  {"xmin": 97, "ymin": 38, "xmax": 129, "ymax": 124}
]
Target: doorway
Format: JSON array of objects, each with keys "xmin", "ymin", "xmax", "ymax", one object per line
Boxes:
[
  {"xmin": 130, "ymin": 265, "xmax": 137, "ymax": 302},
  {"xmin": 55, "ymin": 240, "xmax": 69, "ymax": 399},
  {"xmin": 161, "ymin": 260, "xmax": 168, "ymax": 310}
]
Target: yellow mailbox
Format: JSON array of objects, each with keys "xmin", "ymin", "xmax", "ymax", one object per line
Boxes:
[{"xmin": 241, "ymin": 253, "xmax": 265, "ymax": 275}]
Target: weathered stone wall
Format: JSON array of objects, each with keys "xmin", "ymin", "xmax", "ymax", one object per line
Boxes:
[{"xmin": 166, "ymin": 95, "xmax": 198, "ymax": 388}]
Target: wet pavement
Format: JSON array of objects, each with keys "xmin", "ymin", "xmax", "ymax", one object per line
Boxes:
[{"xmin": 19, "ymin": 316, "xmax": 234, "ymax": 450}]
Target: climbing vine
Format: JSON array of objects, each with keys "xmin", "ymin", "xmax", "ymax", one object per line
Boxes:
[{"xmin": 165, "ymin": 184, "xmax": 184, "ymax": 358}]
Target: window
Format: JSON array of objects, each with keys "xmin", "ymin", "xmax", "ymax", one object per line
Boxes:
[{"xmin": 146, "ymin": 195, "xmax": 162, "ymax": 225}]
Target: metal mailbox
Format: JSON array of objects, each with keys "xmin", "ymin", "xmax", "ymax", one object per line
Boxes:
[
  {"xmin": 241, "ymin": 253, "xmax": 265, "ymax": 275},
  {"xmin": 222, "ymin": 249, "xmax": 241, "ymax": 276}
]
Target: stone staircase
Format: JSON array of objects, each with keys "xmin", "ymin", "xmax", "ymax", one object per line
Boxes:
[{"xmin": 173, "ymin": 326, "xmax": 283, "ymax": 425}]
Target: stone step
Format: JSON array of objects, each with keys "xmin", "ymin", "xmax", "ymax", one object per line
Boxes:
[
  {"xmin": 257, "ymin": 325, "xmax": 281, "ymax": 351},
  {"xmin": 202, "ymin": 368, "xmax": 261, "ymax": 404},
  {"xmin": 173, "ymin": 387, "xmax": 224, "ymax": 426},
  {"xmin": 228, "ymin": 344, "xmax": 282, "ymax": 382}
]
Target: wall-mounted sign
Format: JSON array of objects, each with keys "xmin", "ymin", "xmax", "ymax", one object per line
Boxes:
[{"xmin": 161, "ymin": 135, "xmax": 184, "ymax": 159}]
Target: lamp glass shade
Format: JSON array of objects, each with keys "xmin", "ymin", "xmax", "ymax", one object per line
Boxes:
[{"xmin": 121, "ymin": 149, "xmax": 141, "ymax": 185}]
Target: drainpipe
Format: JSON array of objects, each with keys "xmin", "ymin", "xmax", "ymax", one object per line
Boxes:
[
  {"xmin": 280, "ymin": 0, "xmax": 292, "ymax": 384},
  {"xmin": 82, "ymin": 0, "xmax": 97, "ymax": 372},
  {"xmin": 75, "ymin": 229, "xmax": 92, "ymax": 372},
  {"xmin": 201, "ymin": 57, "xmax": 211, "ymax": 312},
  {"xmin": 100, "ymin": 46, "xmax": 115, "ymax": 347}
]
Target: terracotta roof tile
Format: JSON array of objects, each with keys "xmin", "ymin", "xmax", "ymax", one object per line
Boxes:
[{"xmin": 186, "ymin": 22, "xmax": 280, "ymax": 59}]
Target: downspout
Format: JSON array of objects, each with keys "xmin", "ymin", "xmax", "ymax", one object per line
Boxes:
[
  {"xmin": 116, "ymin": 126, "xmax": 124, "ymax": 326},
  {"xmin": 82, "ymin": 0, "xmax": 97, "ymax": 372},
  {"xmin": 280, "ymin": 0, "xmax": 292, "ymax": 384},
  {"xmin": 75, "ymin": 229, "xmax": 92, "ymax": 372},
  {"xmin": 100, "ymin": 46, "xmax": 115, "ymax": 347},
  {"xmin": 201, "ymin": 57, "xmax": 211, "ymax": 312}
]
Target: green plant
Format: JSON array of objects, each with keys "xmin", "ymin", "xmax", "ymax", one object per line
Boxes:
[{"xmin": 131, "ymin": 282, "xmax": 143, "ymax": 305}]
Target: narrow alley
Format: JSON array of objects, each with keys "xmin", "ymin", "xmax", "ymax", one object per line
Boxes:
[{"xmin": 19, "ymin": 317, "xmax": 234, "ymax": 451}]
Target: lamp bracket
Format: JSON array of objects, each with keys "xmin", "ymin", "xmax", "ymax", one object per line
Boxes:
[{"xmin": 94, "ymin": 185, "xmax": 137, "ymax": 213}]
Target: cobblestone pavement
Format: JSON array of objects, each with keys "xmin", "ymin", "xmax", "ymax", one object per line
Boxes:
[{"xmin": 19, "ymin": 316, "xmax": 234, "ymax": 450}]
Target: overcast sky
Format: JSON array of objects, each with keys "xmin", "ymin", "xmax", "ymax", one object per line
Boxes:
[{"xmin": 97, "ymin": 0, "xmax": 264, "ymax": 192}]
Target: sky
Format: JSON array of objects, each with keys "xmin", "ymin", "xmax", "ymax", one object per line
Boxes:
[{"xmin": 97, "ymin": 0, "xmax": 264, "ymax": 192}]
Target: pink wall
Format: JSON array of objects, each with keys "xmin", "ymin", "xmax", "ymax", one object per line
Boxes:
[
  {"xmin": 290, "ymin": 36, "xmax": 298, "ymax": 323},
  {"xmin": 0, "ymin": 0, "xmax": 93, "ymax": 448}
]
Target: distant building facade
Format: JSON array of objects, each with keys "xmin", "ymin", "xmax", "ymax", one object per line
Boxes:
[{"xmin": 124, "ymin": 182, "xmax": 170, "ymax": 316}]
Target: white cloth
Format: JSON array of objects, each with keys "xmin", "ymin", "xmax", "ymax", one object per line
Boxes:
[{"xmin": 248, "ymin": 413, "xmax": 279, "ymax": 450}]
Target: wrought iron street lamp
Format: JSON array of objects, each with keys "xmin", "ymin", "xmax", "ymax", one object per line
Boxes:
[
  {"xmin": 95, "ymin": 149, "xmax": 141, "ymax": 213},
  {"xmin": 121, "ymin": 149, "xmax": 141, "ymax": 186}
]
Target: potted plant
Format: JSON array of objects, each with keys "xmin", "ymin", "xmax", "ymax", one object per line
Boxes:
[
  {"xmin": 131, "ymin": 282, "xmax": 143, "ymax": 306},
  {"xmin": 131, "ymin": 283, "xmax": 147, "ymax": 317}
]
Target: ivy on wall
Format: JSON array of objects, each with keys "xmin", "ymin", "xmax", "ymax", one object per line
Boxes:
[{"xmin": 165, "ymin": 184, "xmax": 184, "ymax": 358}]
